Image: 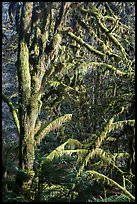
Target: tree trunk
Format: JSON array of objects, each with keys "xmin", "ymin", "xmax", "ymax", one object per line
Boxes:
[
  {"xmin": 17, "ymin": 38, "xmax": 35, "ymax": 184},
  {"xmin": 16, "ymin": 3, "xmax": 36, "ymax": 190},
  {"xmin": 16, "ymin": 3, "xmax": 46, "ymax": 193}
]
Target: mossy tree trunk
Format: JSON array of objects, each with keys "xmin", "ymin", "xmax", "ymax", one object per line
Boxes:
[
  {"xmin": 17, "ymin": 3, "xmax": 36, "ymax": 186},
  {"xmin": 15, "ymin": 2, "xmax": 71, "ymax": 191},
  {"xmin": 16, "ymin": 3, "xmax": 47, "ymax": 187}
]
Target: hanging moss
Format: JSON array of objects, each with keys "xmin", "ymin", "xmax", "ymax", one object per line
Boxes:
[
  {"xmin": 87, "ymin": 170, "xmax": 135, "ymax": 201},
  {"xmin": 35, "ymin": 114, "xmax": 72, "ymax": 144}
]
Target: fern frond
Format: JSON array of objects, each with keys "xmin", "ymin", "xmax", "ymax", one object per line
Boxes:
[
  {"xmin": 86, "ymin": 170, "xmax": 135, "ymax": 201},
  {"xmin": 95, "ymin": 194, "xmax": 130, "ymax": 202},
  {"xmin": 35, "ymin": 114, "xmax": 72, "ymax": 144}
]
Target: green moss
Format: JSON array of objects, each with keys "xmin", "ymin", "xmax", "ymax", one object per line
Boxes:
[
  {"xmin": 35, "ymin": 114, "xmax": 72, "ymax": 144},
  {"xmin": 67, "ymin": 32, "xmax": 105, "ymax": 58},
  {"xmin": 19, "ymin": 40, "xmax": 31, "ymax": 104}
]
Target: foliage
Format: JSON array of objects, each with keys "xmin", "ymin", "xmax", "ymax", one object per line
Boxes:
[{"xmin": 95, "ymin": 194, "xmax": 130, "ymax": 202}]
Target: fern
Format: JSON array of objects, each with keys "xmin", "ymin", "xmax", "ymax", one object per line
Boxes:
[{"xmin": 95, "ymin": 194, "xmax": 130, "ymax": 202}]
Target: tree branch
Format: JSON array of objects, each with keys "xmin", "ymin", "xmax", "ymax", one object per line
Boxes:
[
  {"xmin": 67, "ymin": 31, "xmax": 105, "ymax": 58},
  {"xmin": 78, "ymin": 3, "xmax": 128, "ymax": 60},
  {"xmin": 54, "ymin": 2, "xmax": 71, "ymax": 34},
  {"xmin": 87, "ymin": 170, "xmax": 135, "ymax": 201},
  {"xmin": 35, "ymin": 114, "xmax": 72, "ymax": 144},
  {"xmin": 2, "ymin": 92, "xmax": 20, "ymax": 135}
]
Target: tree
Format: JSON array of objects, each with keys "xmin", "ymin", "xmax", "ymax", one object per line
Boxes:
[
  {"xmin": 3, "ymin": 2, "xmax": 74, "ymax": 191},
  {"xmin": 2, "ymin": 2, "xmax": 135, "ymax": 202}
]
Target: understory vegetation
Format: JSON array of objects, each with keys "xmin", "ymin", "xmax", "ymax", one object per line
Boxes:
[{"xmin": 2, "ymin": 2, "xmax": 135, "ymax": 202}]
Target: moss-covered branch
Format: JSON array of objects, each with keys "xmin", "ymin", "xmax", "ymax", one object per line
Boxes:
[
  {"xmin": 79, "ymin": 119, "xmax": 113, "ymax": 173},
  {"xmin": 76, "ymin": 15, "xmax": 122, "ymax": 62},
  {"xmin": 79, "ymin": 3, "xmax": 127, "ymax": 59},
  {"xmin": 78, "ymin": 62, "xmax": 130, "ymax": 78},
  {"xmin": 2, "ymin": 92, "xmax": 20, "ymax": 135},
  {"xmin": 67, "ymin": 31, "xmax": 105, "ymax": 58},
  {"xmin": 91, "ymin": 4, "xmax": 127, "ymax": 59},
  {"xmin": 95, "ymin": 118, "xmax": 114, "ymax": 148},
  {"xmin": 35, "ymin": 114, "xmax": 72, "ymax": 144},
  {"xmin": 78, "ymin": 114, "xmax": 124, "ymax": 175},
  {"xmin": 111, "ymin": 119, "xmax": 135, "ymax": 130},
  {"xmin": 97, "ymin": 18, "xmax": 127, "ymax": 59},
  {"xmin": 21, "ymin": 2, "xmax": 33, "ymax": 39},
  {"xmin": 54, "ymin": 2, "xmax": 71, "ymax": 34},
  {"xmin": 96, "ymin": 148, "xmax": 129, "ymax": 176},
  {"xmin": 87, "ymin": 170, "xmax": 135, "ymax": 201},
  {"xmin": 46, "ymin": 138, "xmax": 83, "ymax": 161}
]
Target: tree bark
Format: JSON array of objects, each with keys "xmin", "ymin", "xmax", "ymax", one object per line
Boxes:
[{"xmin": 16, "ymin": 3, "xmax": 36, "ymax": 189}]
